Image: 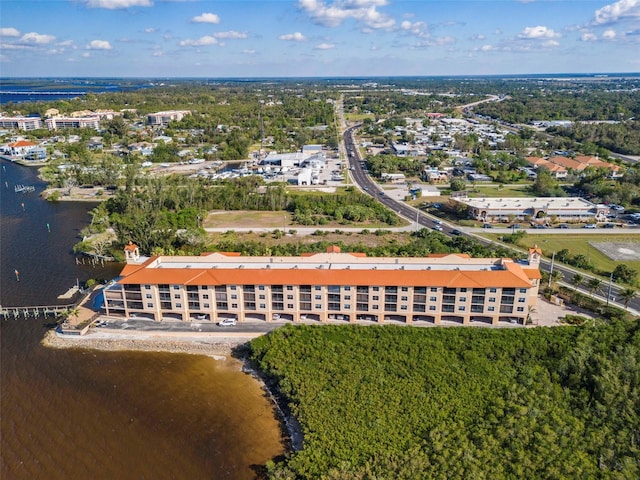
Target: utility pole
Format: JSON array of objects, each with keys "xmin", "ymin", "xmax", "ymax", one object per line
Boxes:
[
  {"xmin": 606, "ymin": 271, "xmax": 614, "ymax": 306},
  {"xmin": 548, "ymin": 251, "xmax": 555, "ymax": 288}
]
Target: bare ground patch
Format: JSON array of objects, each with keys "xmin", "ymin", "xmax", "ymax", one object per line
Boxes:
[{"xmin": 589, "ymin": 242, "xmax": 640, "ymax": 261}]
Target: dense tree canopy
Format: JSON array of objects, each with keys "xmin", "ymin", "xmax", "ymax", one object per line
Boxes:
[{"xmin": 252, "ymin": 321, "xmax": 640, "ymax": 479}]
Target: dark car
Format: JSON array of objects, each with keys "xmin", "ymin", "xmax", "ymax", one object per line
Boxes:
[
  {"xmin": 603, "ymin": 223, "xmax": 615, "ymax": 228},
  {"xmin": 558, "ymin": 224, "xmax": 569, "ymax": 229},
  {"xmin": 482, "ymin": 223, "xmax": 493, "ymax": 229},
  {"xmin": 451, "ymin": 229, "xmax": 462, "ymax": 236}
]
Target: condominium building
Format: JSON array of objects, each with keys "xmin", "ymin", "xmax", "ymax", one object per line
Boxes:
[
  {"xmin": 45, "ymin": 116, "xmax": 101, "ymax": 130},
  {"xmin": 0, "ymin": 116, "xmax": 43, "ymax": 131},
  {"xmin": 102, "ymin": 244, "xmax": 542, "ymax": 326},
  {"xmin": 147, "ymin": 110, "xmax": 191, "ymax": 126}
]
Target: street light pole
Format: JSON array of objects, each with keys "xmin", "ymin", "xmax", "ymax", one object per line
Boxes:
[
  {"xmin": 606, "ymin": 271, "xmax": 614, "ymax": 306},
  {"xmin": 548, "ymin": 251, "xmax": 555, "ymax": 288}
]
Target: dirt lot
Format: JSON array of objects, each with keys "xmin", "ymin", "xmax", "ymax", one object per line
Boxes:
[{"xmin": 529, "ymin": 297, "xmax": 596, "ymax": 327}]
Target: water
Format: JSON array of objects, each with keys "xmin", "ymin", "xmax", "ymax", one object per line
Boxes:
[{"xmin": 0, "ymin": 160, "xmax": 284, "ymax": 479}]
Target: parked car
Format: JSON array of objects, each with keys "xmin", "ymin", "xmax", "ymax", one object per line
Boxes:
[
  {"xmin": 272, "ymin": 313, "xmax": 281, "ymax": 320},
  {"xmin": 217, "ymin": 317, "xmax": 237, "ymax": 326},
  {"xmin": 584, "ymin": 224, "xmax": 597, "ymax": 229}
]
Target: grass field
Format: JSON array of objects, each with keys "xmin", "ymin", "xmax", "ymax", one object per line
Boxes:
[
  {"xmin": 486, "ymin": 233, "xmax": 640, "ymax": 275},
  {"xmin": 469, "ymin": 184, "xmax": 534, "ymax": 198},
  {"xmin": 203, "ymin": 210, "xmax": 410, "ymax": 229}
]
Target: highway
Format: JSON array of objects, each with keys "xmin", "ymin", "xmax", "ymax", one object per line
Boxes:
[{"xmin": 342, "ymin": 125, "xmax": 640, "ymax": 316}]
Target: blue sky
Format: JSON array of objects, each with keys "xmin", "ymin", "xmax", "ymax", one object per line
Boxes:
[{"xmin": 1, "ymin": 0, "xmax": 639, "ymax": 77}]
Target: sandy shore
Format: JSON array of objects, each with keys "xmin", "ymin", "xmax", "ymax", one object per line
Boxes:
[{"xmin": 41, "ymin": 329, "xmax": 249, "ymax": 358}]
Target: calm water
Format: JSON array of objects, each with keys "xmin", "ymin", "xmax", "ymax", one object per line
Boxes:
[{"xmin": 0, "ymin": 160, "xmax": 284, "ymax": 479}]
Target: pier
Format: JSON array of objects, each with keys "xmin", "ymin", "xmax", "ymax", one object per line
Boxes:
[{"xmin": 0, "ymin": 304, "xmax": 78, "ymax": 320}]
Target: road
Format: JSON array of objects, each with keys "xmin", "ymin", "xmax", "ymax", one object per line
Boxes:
[{"xmin": 342, "ymin": 125, "xmax": 640, "ymax": 316}]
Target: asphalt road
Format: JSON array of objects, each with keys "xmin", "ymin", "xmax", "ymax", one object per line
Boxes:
[{"xmin": 342, "ymin": 125, "xmax": 640, "ymax": 316}]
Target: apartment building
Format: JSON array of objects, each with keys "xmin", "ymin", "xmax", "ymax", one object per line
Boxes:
[
  {"xmin": 147, "ymin": 110, "xmax": 191, "ymax": 126},
  {"xmin": 45, "ymin": 116, "xmax": 101, "ymax": 130},
  {"xmin": 0, "ymin": 116, "xmax": 43, "ymax": 131},
  {"xmin": 102, "ymin": 244, "xmax": 542, "ymax": 326}
]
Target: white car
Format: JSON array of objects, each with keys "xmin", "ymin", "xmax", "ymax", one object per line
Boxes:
[
  {"xmin": 272, "ymin": 313, "xmax": 281, "ymax": 320},
  {"xmin": 218, "ymin": 317, "xmax": 237, "ymax": 326},
  {"xmin": 433, "ymin": 225, "xmax": 443, "ymax": 231}
]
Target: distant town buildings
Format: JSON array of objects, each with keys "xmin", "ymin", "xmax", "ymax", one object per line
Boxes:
[
  {"xmin": 0, "ymin": 116, "xmax": 43, "ymax": 131},
  {"xmin": 45, "ymin": 116, "xmax": 101, "ymax": 130},
  {"xmin": 525, "ymin": 155, "xmax": 622, "ymax": 178},
  {"xmin": 103, "ymin": 244, "xmax": 541, "ymax": 326}
]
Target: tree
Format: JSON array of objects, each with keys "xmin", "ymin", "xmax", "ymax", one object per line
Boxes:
[
  {"xmin": 619, "ymin": 288, "xmax": 637, "ymax": 308},
  {"xmin": 571, "ymin": 273, "xmax": 584, "ymax": 288},
  {"xmin": 450, "ymin": 178, "xmax": 466, "ymax": 192},
  {"xmin": 612, "ymin": 264, "xmax": 637, "ymax": 285},
  {"xmin": 587, "ymin": 277, "xmax": 602, "ymax": 296}
]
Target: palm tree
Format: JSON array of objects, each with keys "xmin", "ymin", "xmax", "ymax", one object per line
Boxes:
[
  {"xmin": 587, "ymin": 277, "xmax": 603, "ymax": 296},
  {"xmin": 571, "ymin": 273, "xmax": 584, "ymax": 288},
  {"xmin": 549, "ymin": 270, "xmax": 564, "ymax": 289},
  {"xmin": 619, "ymin": 288, "xmax": 637, "ymax": 308}
]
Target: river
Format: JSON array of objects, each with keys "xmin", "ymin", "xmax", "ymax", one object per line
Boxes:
[{"xmin": 0, "ymin": 160, "xmax": 284, "ymax": 479}]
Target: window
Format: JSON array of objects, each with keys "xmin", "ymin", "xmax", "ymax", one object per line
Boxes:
[
  {"xmin": 173, "ymin": 285, "xmax": 180, "ymax": 290},
  {"xmin": 315, "ymin": 286, "xmax": 322, "ymax": 291},
  {"xmin": 146, "ymin": 294, "xmax": 152, "ymax": 299},
  {"xmin": 258, "ymin": 285, "xmax": 265, "ymax": 291},
  {"xmin": 460, "ymin": 297, "xmax": 467, "ymax": 302},
  {"xmin": 315, "ymin": 295, "xmax": 322, "ymax": 300},
  {"xmin": 372, "ymin": 296, "xmax": 379, "ymax": 301},
  {"xmin": 204, "ymin": 303, "xmax": 210, "ymax": 308},
  {"xmin": 519, "ymin": 288, "xmax": 527, "ymax": 294},
  {"xmin": 401, "ymin": 287, "xmax": 408, "ymax": 292},
  {"xmin": 518, "ymin": 298, "xmax": 526, "ymax": 303},
  {"xmin": 230, "ymin": 286, "xmax": 237, "ymax": 290},
  {"xmin": 458, "ymin": 306, "xmax": 466, "ymax": 311},
  {"xmin": 259, "ymin": 304, "xmax": 266, "ymax": 309},
  {"xmin": 430, "ymin": 287, "xmax": 438, "ymax": 292},
  {"xmin": 287, "ymin": 304, "xmax": 294, "ymax": 309},
  {"xmin": 231, "ymin": 304, "xmax": 238, "ymax": 309},
  {"xmin": 231, "ymin": 294, "xmax": 237, "ymax": 299},
  {"xmin": 145, "ymin": 285, "xmax": 151, "ymax": 290},
  {"xmin": 176, "ymin": 303, "xmax": 182, "ymax": 308},
  {"xmin": 344, "ymin": 304, "xmax": 351, "ymax": 310},
  {"xmin": 287, "ymin": 294, "xmax": 294, "ymax": 300},
  {"xmin": 287, "ymin": 285, "xmax": 293, "ymax": 291},
  {"xmin": 201, "ymin": 285, "xmax": 208, "ymax": 290},
  {"xmin": 401, "ymin": 305, "xmax": 408, "ymax": 310},
  {"xmin": 344, "ymin": 295, "xmax": 351, "ymax": 300},
  {"xmin": 344, "ymin": 286, "xmax": 351, "ymax": 291},
  {"xmin": 372, "ymin": 286, "xmax": 380, "ymax": 291},
  {"xmin": 489, "ymin": 297, "xmax": 496, "ymax": 302},
  {"xmin": 174, "ymin": 294, "xmax": 181, "ymax": 299},
  {"xmin": 315, "ymin": 304, "xmax": 322, "ymax": 309},
  {"xmin": 489, "ymin": 288, "xmax": 497, "ymax": 293},
  {"xmin": 259, "ymin": 295, "xmax": 265, "ymax": 300},
  {"xmin": 517, "ymin": 307, "xmax": 525, "ymax": 312},
  {"xmin": 488, "ymin": 306, "xmax": 495, "ymax": 312},
  {"xmin": 203, "ymin": 294, "xmax": 209, "ymax": 299},
  {"xmin": 429, "ymin": 305, "xmax": 436, "ymax": 311},
  {"xmin": 147, "ymin": 303, "xmax": 153, "ymax": 308},
  {"xmin": 401, "ymin": 296, "xmax": 408, "ymax": 301},
  {"xmin": 373, "ymin": 305, "xmax": 379, "ymax": 310},
  {"xmin": 460, "ymin": 288, "xmax": 467, "ymax": 292},
  {"xmin": 328, "ymin": 285, "xmax": 340, "ymax": 293},
  {"xmin": 430, "ymin": 296, "xmax": 437, "ymax": 302}
]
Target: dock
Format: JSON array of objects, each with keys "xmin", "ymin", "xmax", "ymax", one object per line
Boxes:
[{"xmin": 58, "ymin": 286, "xmax": 79, "ymax": 299}]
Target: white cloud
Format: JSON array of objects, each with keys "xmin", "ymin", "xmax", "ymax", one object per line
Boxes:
[
  {"xmin": 213, "ymin": 31, "xmax": 248, "ymax": 39},
  {"xmin": 87, "ymin": 40, "xmax": 113, "ymax": 50},
  {"xmin": 84, "ymin": 0, "xmax": 152, "ymax": 9},
  {"xmin": 179, "ymin": 36, "xmax": 219, "ymax": 46},
  {"xmin": 315, "ymin": 42, "xmax": 335, "ymax": 49},
  {"xmin": 19, "ymin": 32, "xmax": 56, "ymax": 45},
  {"xmin": 581, "ymin": 32, "xmax": 598, "ymax": 41},
  {"xmin": 479, "ymin": 44, "xmax": 496, "ymax": 51},
  {"xmin": 144, "ymin": 28, "xmax": 156, "ymax": 34},
  {"xmin": 603, "ymin": 28, "xmax": 617, "ymax": 39},
  {"xmin": 82, "ymin": 52, "xmax": 91, "ymax": 58},
  {"xmin": 299, "ymin": 0, "xmax": 395, "ymax": 30},
  {"xmin": 191, "ymin": 13, "xmax": 221, "ymax": 24},
  {"xmin": 242, "ymin": 49, "xmax": 256, "ymax": 55},
  {"xmin": 470, "ymin": 34, "xmax": 486, "ymax": 41},
  {"xmin": 279, "ymin": 32, "xmax": 307, "ymax": 41},
  {"xmin": 594, "ymin": 0, "xmax": 640, "ymax": 25},
  {"xmin": 0, "ymin": 27, "xmax": 20, "ymax": 37},
  {"xmin": 518, "ymin": 25, "xmax": 560, "ymax": 39},
  {"xmin": 400, "ymin": 20, "xmax": 426, "ymax": 36}
]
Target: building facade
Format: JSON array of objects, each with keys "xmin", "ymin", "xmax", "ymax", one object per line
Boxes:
[
  {"xmin": 453, "ymin": 196, "xmax": 609, "ymax": 223},
  {"xmin": 0, "ymin": 116, "xmax": 43, "ymax": 131},
  {"xmin": 147, "ymin": 110, "xmax": 191, "ymax": 126},
  {"xmin": 103, "ymin": 245, "xmax": 541, "ymax": 326},
  {"xmin": 45, "ymin": 116, "xmax": 101, "ymax": 130}
]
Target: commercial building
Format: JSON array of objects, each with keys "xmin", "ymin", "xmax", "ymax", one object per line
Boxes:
[
  {"xmin": 0, "ymin": 116, "xmax": 43, "ymax": 131},
  {"xmin": 102, "ymin": 244, "xmax": 542, "ymax": 326},
  {"xmin": 453, "ymin": 196, "xmax": 609, "ymax": 223}
]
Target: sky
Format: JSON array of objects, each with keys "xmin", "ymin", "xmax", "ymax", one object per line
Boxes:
[{"xmin": 1, "ymin": 0, "xmax": 639, "ymax": 77}]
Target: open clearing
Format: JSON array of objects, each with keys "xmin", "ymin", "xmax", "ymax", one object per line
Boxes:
[{"xmin": 488, "ymin": 233, "xmax": 640, "ymax": 273}]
